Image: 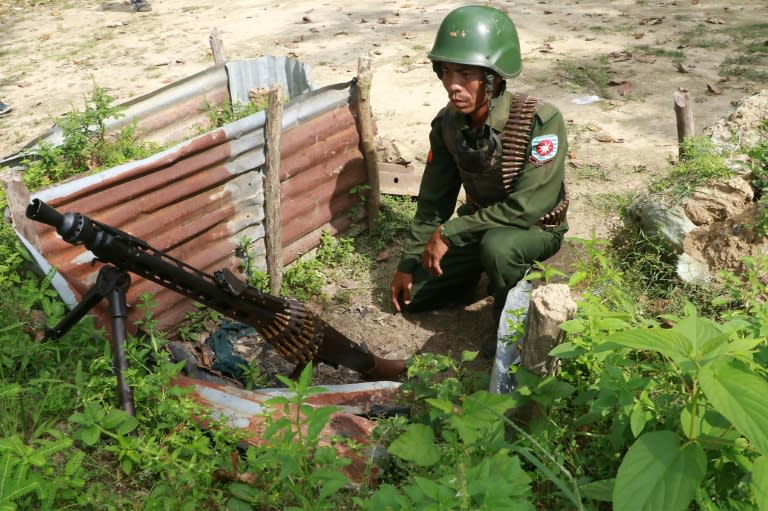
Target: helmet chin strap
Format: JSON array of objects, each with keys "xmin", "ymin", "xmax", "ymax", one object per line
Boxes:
[{"xmin": 485, "ymin": 71, "xmax": 505, "ymax": 115}]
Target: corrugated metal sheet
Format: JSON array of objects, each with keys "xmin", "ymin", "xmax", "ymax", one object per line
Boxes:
[
  {"xmin": 0, "ymin": 57, "xmax": 313, "ymax": 168},
  {"xmin": 11, "ymin": 61, "xmax": 369, "ymax": 334},
  {"xmin": 174, "ymin": 375, "xmax": 403, "ymax": 483}
]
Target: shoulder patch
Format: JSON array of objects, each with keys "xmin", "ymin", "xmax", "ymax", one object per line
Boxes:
[
  {"xmin": 427, "ymin": 149, "xmax": 433, "ymax": 164},
  {"xmin": 529, "ymin": 134, "xmax": 559, "ymax": 166}
]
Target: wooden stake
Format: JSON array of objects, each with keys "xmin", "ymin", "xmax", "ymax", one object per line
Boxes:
[
  {"xmin": 674, "ymin": 88, "xmax": 695, "ymax": 159},
  {"xmin": 264, "ymin": 84, "xmax": 284, "ymax": 295},
  {"xmin": 356, "ymin": 57, "xmax": 380, "ymax": 232},
  {"xmin": 209, "ymin": 28, "xmax": 227, "ymax": 66},
  {"xmin": 0, "ymin": 170, "xmax": 38, "ymax": 249}
]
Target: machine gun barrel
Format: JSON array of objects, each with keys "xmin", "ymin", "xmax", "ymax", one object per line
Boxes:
[{"xmin": 26, "ymin": 199, "xmax": 406, "ymax": 381}]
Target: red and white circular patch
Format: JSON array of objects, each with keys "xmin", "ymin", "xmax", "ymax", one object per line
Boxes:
[{"xmin": 529, "ymin": 134, "xmax": 559, "ymax": 165}]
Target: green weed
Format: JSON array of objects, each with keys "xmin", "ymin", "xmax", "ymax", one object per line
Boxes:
[
  {"xmin": 206, "ymin": 99, "xmax": 267, "ymax": 129},
  {"xmin": 555, "ymin": 61, "xmax": 613, "ymax": 99},
  {"xmin": 648, "ymin": 136, "xmax": 732, "ymax": 198},
  {"xmin": 21, "ymin": 83, "xmax": 157, "ymax": 190},
  {"xmin": 630, "ymin": 44, "xmax": 685, "ymax": 61},
  {"xmin": 225, "ymin": 363, "xmax": 352, "ymax": 510}
]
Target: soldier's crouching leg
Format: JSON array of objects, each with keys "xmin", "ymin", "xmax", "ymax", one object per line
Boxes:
[
  {"xmin": 401, "ymin": 243, "xmax": 483, "ymax": 312},
  {"xmin": 479, "ymin": 226, "xmax": 564, "ymax": 323}
]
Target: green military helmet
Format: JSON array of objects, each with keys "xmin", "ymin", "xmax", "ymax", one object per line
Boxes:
[{"xmin": 428, "ymin": 5, "xmax": 522, "ymax": 79}]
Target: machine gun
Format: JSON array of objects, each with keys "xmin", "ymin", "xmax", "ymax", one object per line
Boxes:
[{"xmin": 26, "ymin": 199, "xmax": 406, "ymax": 415}]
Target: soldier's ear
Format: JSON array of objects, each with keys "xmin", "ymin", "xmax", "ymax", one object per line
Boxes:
[
  {"xmin": 432, "ymin": 61, "xmax": 444, "ymax": 79},
  {"xmin": 496, "ymin": 78, "xmax": 507, "ymax": 97}
]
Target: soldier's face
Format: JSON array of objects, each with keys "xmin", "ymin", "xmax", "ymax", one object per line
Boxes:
[{"xmin": 439, "ymin": 63, "xmax": 488, "ymax": 122}]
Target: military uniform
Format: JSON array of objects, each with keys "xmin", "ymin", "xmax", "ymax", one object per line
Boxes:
[{"xmin": 396, "ymin": 90, "xmax": 568, "ymax": 320}]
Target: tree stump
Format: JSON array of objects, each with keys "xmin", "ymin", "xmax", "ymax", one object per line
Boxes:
[{"xmin": 520, "ymin": 284, "xmax": 577, "ymax": 378}]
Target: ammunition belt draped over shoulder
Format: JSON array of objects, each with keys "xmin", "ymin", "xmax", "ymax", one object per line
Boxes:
[{"xmin": 443, "ymin": 92, "xmax": 568, "ymax": 230}]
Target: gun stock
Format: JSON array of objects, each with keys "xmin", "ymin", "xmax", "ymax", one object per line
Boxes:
[{"xmin": 26, "ymin": 199, "xmax": 406, "ymax": 381}]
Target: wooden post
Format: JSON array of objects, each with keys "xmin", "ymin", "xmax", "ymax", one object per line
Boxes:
[
  {"xmin": 209, "ymin": 28, "xmax": 227, "ymax": 66},
  {"xmin": 520, "ymin": 284, "xmax": 577, "ymax": 378},
  {"xmin": 264, "ymin": 84, "xmax": 284, "ymax": 295},
  {"xmin": 674, "ymin": 88, "xmax": 695, "ymax": 159},
  {"xmin": 356, "ymin": 57, "xmax": 380, "ymax": 232},
  {"xmin": 0, "ymin": 170, "xmax": 38, "ymax": 249}
]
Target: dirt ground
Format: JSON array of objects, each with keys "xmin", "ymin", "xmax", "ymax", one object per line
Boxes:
[{"xmin": 1, "ymin": 0, "xmax": 765, "ymax": 383}]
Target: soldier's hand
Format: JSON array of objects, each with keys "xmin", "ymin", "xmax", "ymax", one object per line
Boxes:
[
  {"xmin": 390, "ymin": 271, "xmax": 414, "ymax": 313},
  {"xmin": 421, "ymin": 227, "xmax": 449, "ymax": 277}
]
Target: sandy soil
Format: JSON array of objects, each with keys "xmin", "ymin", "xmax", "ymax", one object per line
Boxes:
[{"xmin": 1, "ymin": 0, "xmax": 765, "ymax": 381}]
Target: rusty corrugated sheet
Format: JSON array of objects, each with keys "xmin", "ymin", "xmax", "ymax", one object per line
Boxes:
[
  {"xmin": 1, "ymin": 66, "xmax": 228, "ymax": 169},
  {"xmin": 12, "ymin": 65, "xmax": 369, "ymax": 334},
  {"xmin": 173, "ymin": 375, "xmax": 402, "ymax": 483},
  {"xmin": 0, "ymin": 57, "xmax": 313, "ymax": 168}
]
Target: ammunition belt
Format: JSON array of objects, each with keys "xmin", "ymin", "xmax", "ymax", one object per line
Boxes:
[
  {"xmin": 501, "ymin": 93, "xmax": 539, "ymax": 193},
  {"xmin": 537, "ymin": 183, "xmax": 569, "ymax": 231},
  {"xmin": 502, "ymin": 93, "xmax": 568, "ymax": 231}
]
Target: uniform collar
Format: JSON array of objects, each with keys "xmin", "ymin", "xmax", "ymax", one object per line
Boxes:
[{"xmin": 487, "ymin": 91, "xmax": 511, "ymax": 133}]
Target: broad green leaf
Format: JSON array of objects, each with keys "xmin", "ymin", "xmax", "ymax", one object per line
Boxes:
[
  {"xmin": 754, "ymin": 456, "xmax": 768, "ymax": 511},
  {"xmin": 387, "ymin": 424, "xmax": 440, "ymax": 467},
  {"xmin": 548, "ymin": 341, "xmax": 583, "ymax": 358},
  {"xmin": 559, "ymin": 319, "xmax": 585, "ymax": 334},
  {"xmin": 568, "ymin": 270, "xmax": 587, "ymax": 287},
  {"xmin": 467, "ymin": 452, "xmax": 531, "ymax": 500},
  {"xmin": 102, "ymin": 409, "xmax": 127, "ymax": 430},
  {"xmin": 115, "ymin": 415, "xmax": 139, "ymax": 436},
  {"xmin": 674, "ymin": 314, "xmax": 728, "ymax": 357},
  {"xmin": 225, "ymin": 498, "xmax": 252, "ymax": 511},
  {"xmin": 425, "ymin": 398, "xmax": 454, "ymax": 413},
  {"xmin": 462, "ymin": 350, "xmax": 479, "ymax": 362},
  {"xmin": 449, "ymin": 392, "xmax": 515, "ymax": 445},
  {"xmin": 298, "ymin": 361, "xmax": 313, "ymax": 387},
  {"xmin": 368, "ymin": 484, "xmax": 405, "ymax": 511},
  {"xmin": 698, "ymin": 336, "xmax": 762, "ymax": 367},
  {"xmin": 680, "ymin": 404, "xmax": 738, "ymax": 442},
  {"xmin": 579, "ymin": 478, "xmax": 614, "ymax": 501},
  {"xmin": 76, "ymin": 425, "xmax": 101, "ymax": 446},
  {"xmin": 120, "ymin": 457, "xmax": 133, "ymax": 475},
  {"xmin": 228, "ymin": 482, "xmax": 259, "ymax": 501},
  {"xmin": 613, "ymin": 431, "xmax": 705, "ymax": 511},
  {"xmin": 630, "ymin": 403, "xmax": 649, "ymax": 438},
  {"xmin": 699, "ymin": 361, "xmax": 768, "ymax": 456},
  {"xmin": 311, "ymin": 467, "xmax": 349, "ymax": 501},
  {"xmin": 599, "ymin": 329, "xmax": 693, "ymax": 370},
  {"xmin": 413, "ymin": 476, "xmax": 454, "ymax": 503}
]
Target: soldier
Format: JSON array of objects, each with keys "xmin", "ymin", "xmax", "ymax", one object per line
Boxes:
[{"xmin": 389, "ymin": 5, "xmax": 569, "ymax": 352}]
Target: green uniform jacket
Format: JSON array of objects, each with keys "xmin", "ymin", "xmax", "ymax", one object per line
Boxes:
[{"xmin": 397, "ymin": 91, "xmax": 568, "ymax": 274}]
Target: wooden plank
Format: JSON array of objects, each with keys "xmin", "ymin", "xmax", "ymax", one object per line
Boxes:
[{"xmin": 378, "ymin": 162, "xmax": 422, "ymax": 197}]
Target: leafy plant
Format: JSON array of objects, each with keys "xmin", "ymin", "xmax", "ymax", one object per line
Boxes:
[
  {"xmin": 581, "ymin": 303, "xmax": 768, "ymax": 510},
  {"xmin": 364, "ymin": 351, "xmax": 584, "ymax": 511},
  {"xmin": 205, "ymin": 99, "xmax": 266, "ymax": 128},
  {"xmin": 225, "ymin": 363, "xmax": 352, "ymax": 510},
  {"xmin": 747, "ymin": 125, "xmax": 768, "ymax": 236},
  {"xmin": 21, "ymin": 83, "xmax": 157, "ymax": 190}
]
